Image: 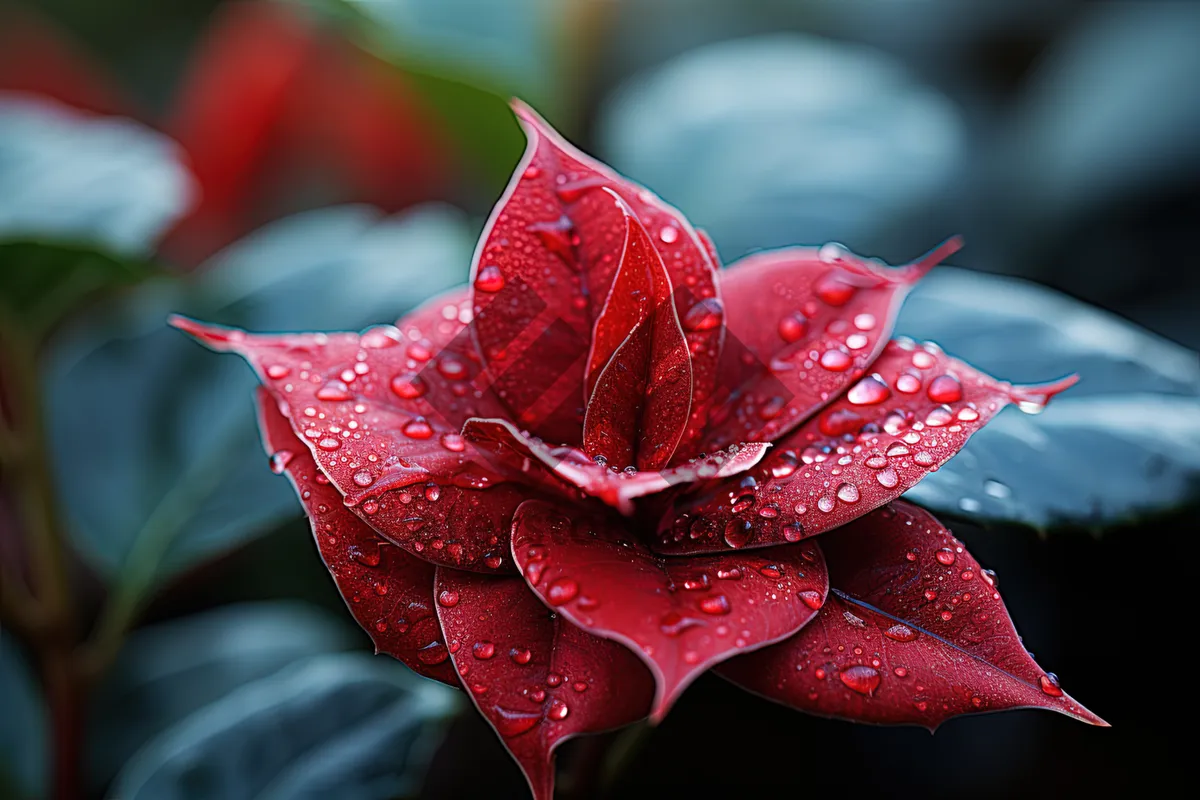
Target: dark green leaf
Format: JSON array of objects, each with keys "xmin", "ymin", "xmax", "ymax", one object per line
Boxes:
[
  {"xmin": 597, "ymin": 34, "xmax": 964, "ymax": 262},
  {"xmin": 109, "ymin": 653, "xmax": 458, "ymax": 800},
  {"xmin": 899, "ymin": 268, "xmax": 1200, "ymax": 529},
  {"xmin": 0, "ymin": 637, "xmax": 47, "ymax": 800},
  {"xmin": 45, "ymin": 204, "xmax": 475, "ymax": 584},
  {"xmin": 87, "ymin": 602, "xmax": 355, "ymax": 790},
  {"xmin": 0, "ymin": 95, "xmax": 191, "ymax": 330}
]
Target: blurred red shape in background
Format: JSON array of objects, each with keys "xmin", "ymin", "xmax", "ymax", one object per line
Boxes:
[{"xmin": 0, "ymin": 1, "xmax": 451, "ymax": 266}]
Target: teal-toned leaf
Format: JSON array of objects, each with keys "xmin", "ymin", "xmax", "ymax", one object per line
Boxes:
[
  {"xmin": 597, "ymin": 34, "xmax": 965, "ymax": 262},
  {"xmin": 0, "ymin": 94, "xmax": 192, "ymax": 330},
  {"xmin": 45, "ymin": 204, "xmax": 475, "ymax": 584},
  {"xmin": 87, "ymin": 602, "xmax": 355, "ymax": 791},
  {"xmin": 0, "ymin": 94, "xmax": 192, "ymax": 255},
  {"xmin": 899, "ymin": 267, "xmax": 1200, "ymax": 529},
  {"xmin": 109, "ymin": 653, "xmax": 459, "ymax": 800},
  {"xmin": 0, "ymin": 637, "xmax": 47, "ymax": 800}
]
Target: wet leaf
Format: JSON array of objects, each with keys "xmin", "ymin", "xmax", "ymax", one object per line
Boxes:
[
  {"xmin": 657, "ymin": 340, "xmax": 1075, "ymax": 553},
  {"xmin": 719, "ymin": 502, "xmax": 1106, "ymax": 729},
  {"xmin": 109, "ymin": 653, "xmax": 458, "ymax": 800},
  {"xmin": 704, "ymin": 238, "xmax": 960, "ymax": 449},
  {"xmin": 464, "ymin": 417, "xmax": 768, "ymax": 514},
  {"xmin": 511, "ymin": 499, "xmax": 827, "ymax": 721},
  {"xmin": 45, "ymin": 204, "xmax": 472, "ymax": 583},
  {"xmin": 178, "ymin": 287, "xmax": 523, "ymax": 574},
  {"xmin": 87, "ymin": 602, "xmax": 354, "ymax": 790},
  {"xmin": 469, "ymin": 102, "xmax": 720, "ymax": 446},
  {"xmin": 256, "ymin": 390, "xmax": 464, "ymax": 678},
  {"xmin": 435, "ymin": 568, "xmax": 653, "ymax": 800}
]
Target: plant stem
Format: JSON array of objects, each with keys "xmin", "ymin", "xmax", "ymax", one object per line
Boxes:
[{"xmin": 1, "ymin": 309, "xmax": 82, "ymax": 799}]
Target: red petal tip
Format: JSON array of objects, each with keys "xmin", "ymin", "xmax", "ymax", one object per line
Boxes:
[
  {"xmin": 168, "ymin": 314, "xmax": 246, "ymax": 351},
  {"xmin": 1008, "ymin": 373, "xmax": 1079, "ymax": 411},
  {"xmin": 900, "ymin": 235, "xmax": 964, "ymax": 283}
]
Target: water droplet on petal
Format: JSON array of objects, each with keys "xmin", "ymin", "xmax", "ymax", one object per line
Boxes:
[
  {"xmin": 875, "ymin": 467, "xmax": 899, "ymax": 488},
  {"xmin": 895, "ymin": 374, "xmax": 921, "ymax": 394},
  {"xmin": 839, "ymin": 665, "xmax": 881, "ymax": 695},
  {"xmin": 927, "ymin": 374, "xmax": 963, "ymax": 403},
  {"xmin": 778, "ymin": 312, "xmax": 809, "ymax": 343},
  {"xmin": 403, "ymin": 418, "xmax": 434, "ymax": 439},
  {"xmin": 391, "ymin": 373, "xmax": 427, "ymax": 399},
  {"xmin": 437, "ymin": 589, "xmax": 460, "ymax": 607},
  {"xmin": 658, "ymin": 224, "xmax": 679, "ymax": 244},
  {"xmin": 316, "ymin": 380, "xmax": 353, "ymax": 401},
  {"xmin": 1040, "ymin": 673, "xmax": 1064, "ymax": 697},
  {"xmin": 352, "ymin": 470, "xmax": 374, "ymax": 487},
  {"xmin": 836, "ymin": 483, "xmax": 860, "ymax": 503},
  {"xmin": 936, "ymin": 548, "xmax": 956, "ymax": 565},
  {"xmin": 847, "ymin": 374, "xmax": 890, "ymax": 406},
  {"xmin": 683, "ymin": 298, "xmax": 723, "ymax": 331},
  {"xmin": 546, "ymin": 578, "xmax": 579, "ymax": 606},
  {"xmin": 475, "ymin": 265, "xmax": 506, "ymax": 292},
  {"xmin": 819, "ymin": 349, "xmax": 852, "ymax": 371},
  {"xmin": 700, "ymin": 595, "xmax": 731, "ymax": 615},
  {"xmin": 884, "ymin": 624, "xmax": 918, "ymax": 642},
  {"xmin": 473, "ymin": 641, "xmax": 496, "ymax": 659}
]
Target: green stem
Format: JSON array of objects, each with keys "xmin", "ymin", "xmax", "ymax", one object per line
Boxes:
[{"xmin": 79, "ymin": 424, "xmax": 239, "ymax": 678}]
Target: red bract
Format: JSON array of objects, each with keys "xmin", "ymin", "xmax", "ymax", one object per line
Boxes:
[{"xmin": 177, "ymin": 100, "xmax": 1106, "ymax": 799}]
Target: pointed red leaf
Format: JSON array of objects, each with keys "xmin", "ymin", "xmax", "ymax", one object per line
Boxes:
[
  {"xmin": 656, "ymin": 339, "xmax": 1077, "ymax": 554},
  {"xmin": 703, "ymin": 239, "xmax": 961, "ymax": 450},
  {"xmin": 469, "ymin": 101, "xmax": 720, "ymax": 448},
  {"xmin": 173, "ymin": 288, "xmax": 527, "ymax": 573},
  {"xmin": 511, "ymin": 499, "xmax": 828, "ymax": 721},
  {"xmin": 256, "ymin": 389, "xmax": 456, "ymax": 683},
  {"xmin": 435, "ymin": 569, "xmax": 654, "ymax": 800},
  {"xmin": 718, "ymin": 502, "xmax": 1106, "ymax": 729},
  {"xmin": 582, "ymin": 191, "xmax": 693, "ymax": 470},
  {"xmin": 464, "ymin": 418, "xmax": 769, "ymax": 514}
]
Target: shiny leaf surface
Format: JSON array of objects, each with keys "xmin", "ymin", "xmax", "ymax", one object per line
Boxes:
[
  {"xmin": 464, "ymin": 417, "xmax": 769, "ymax": 514},
  {"xmin": 658, "ymin": 340, "xmax": 1075, "ymax": 553},
  {"xmin": 511, "ymin": 499, "xmax": 828, "ymax": 720},
  {"xmin": 469, "ymin": 102, "xmax": 720, "ymax": 447},
  {"xmin": 704, "ymin": 238, "xmax": 960, "ymax": 449},
  {"xmin": 178, "ymin": 286, "xmax": 523, "ymax": 573},
  {"xmin": 719, "ymin": 502, "xmax": 1106, "ymax": 729},
  {"xmin": 435, "ymin": 569, "xmax": 653, "ymax": 800}
]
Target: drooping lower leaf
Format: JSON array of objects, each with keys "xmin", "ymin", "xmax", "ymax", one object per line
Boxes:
[
  {"xmin": 511, "ymin": 499, "xmax": 828, "ymax": 721},
  {"xmin": 259, "ymin": 388, "xmax": 459, "ymax": 680},
  {"xmin": 435, "ymin": 568, "xmax": 654, "ymax": 800},
  {"xmin": 178, "ymin": 287, "xmax": 526, "ymax": 573},
  {"xmin": 703, "ymin": 239, "xmax": 960, "ymax": 449},
  {"xmin": 464, "ymin": 417, "xmax": 769, "ymax": 514},
  {"xmin": 657, "ymin": 339, "xmax": 1075, "ymax": 554},
  {"xmin": 86, "ymin": 601, "xmax": 354, "ymax": 790},
  {"xmin": 110, "ymin": 653, "xmax": 458, "ymax": 800},
  {"xmin": 718, "ymin": 501, "xmax": 1106, "ymax": 729}
]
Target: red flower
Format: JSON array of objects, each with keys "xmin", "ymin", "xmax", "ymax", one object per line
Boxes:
[{"xmin": 175, "ymin": 101, "xmax": 1105, "ymax": 799}]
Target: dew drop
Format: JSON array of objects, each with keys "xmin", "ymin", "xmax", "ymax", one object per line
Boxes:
[
  {"xmin": 847, "ymin": 374, "xmax": 890, "ymax": 406},
  {"xmin": 682, "ymin": 298, "xmax": 723, "ymax": 331},
  {"xmin": 819, "ymin": 349, "xmax": 852, "ymax": 371},
  {"xmin": 839, "ymin": 665, "xmax": 881, "ymax": 695},
  {"xmin": 352, "ymin": 470, "xmax": 374, "ymax": 487},
  {"xmin": 1040, "ymin": 673, "xmax": 1064, "ymax": 697},
  {"xmin": 778, "ymin": 312, "xmax": 809, "ymax": 343},
  {"xmin": 884, "ymin": 624, "xmax": 918, "ymax": 642},
  {"xmin": 895, "ymin": 373, "xmax": 921, "ymax": 394},
  {"xmin": 723, "ymin": 518, "xmax": 753, "ymax": 549},
  {"xmin": 836, "ymin": 483, "xmax": 860, "ymax": 503},
  {"xmin": 316, "ymin": 380, "xmax": 353, "ymax": 401},
  {"xmin": 798, "ymin": 590, "xmax": 823, "ymax": 610},
  {"xmin": 474, "ymin": 265, "xmax": 506, "ymax": 292},
  {"xmin": 658, "ymin": 224, "xmax": 679, "ymax": 244},
  {"xmin": 391, "ymin": 372, "xmax": 427, "ymax": 400},
  {"xmin": 927, "ymin": 374, "xmax": 963, "ymax": 403},
  {"xmin": 699, "ymin": 595, "xmax": 731, "ymax": 615},
  {"xmin": 875, "ymin": 467, "xmax": 898, "ymax": 488},
  {"xmin": 437, "ymin": 589, "xmax": 460, "ymax": 607},
  {"xmin": 473, "ymin": 641, "xmax": 496, "ymax": 660},
  {"xmin": 936, "ymin": 548, "xmax": 956, "ymax": 566},
  {"xmin": 403, "ymin": 418, "xmax": 435, "ymax": 440},
  {"xmin": 546, "ymin": 578, "xmax": 579, "ymax": 606}
]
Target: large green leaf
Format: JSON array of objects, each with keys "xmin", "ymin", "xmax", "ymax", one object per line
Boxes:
[
  {"xmin": 0, "ymin": 94, "xmax": 192, "ymax": 331},
  {"xmin": 899, "ymin": 268, "xmax": 1200, "ymax": 530},
  {"xmin": 109, "ymin": 653, "xmax": 458, "ymax": 800},
  {"xmin": 44, "ymin": 204, "xmax": 475, "ymax": 584},
  {"xmin": 0, "ymin": 637, "xmax": 47, "ymax": 800},
  {"xmin": 87, "ymin": 602, "xmax": 355, "ymax": 791},
  {"xmin": 596, "ymin": 34, "xmax": 965, "ymax": 262}
]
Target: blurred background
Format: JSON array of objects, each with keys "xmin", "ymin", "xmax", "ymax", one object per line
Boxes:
[{"xmin": 1, "ymin": 1, "xmax": 1197, "ymax": 798}]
